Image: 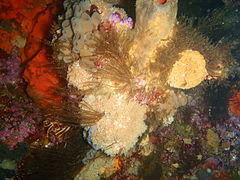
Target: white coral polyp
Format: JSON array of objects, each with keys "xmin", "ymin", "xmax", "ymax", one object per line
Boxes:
[{"xmin": 84, "ymin": 88, "xmax": 147, "ymax": 156}]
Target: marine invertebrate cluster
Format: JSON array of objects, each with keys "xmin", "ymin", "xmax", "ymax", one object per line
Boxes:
[
  {"xmin": 54, "ymin": 0, "xmax": 129, "ymax": 63},
  {"xmin": 55, "ymin": 0, "xmax": 144, "ymax": 156},
  {"xmin": 53, "ymin": 0, "xmax": 233, "ymax": 157},
  {"xmin": 84, "ymin": 88, "xmax": 147, "ymax": 156}
]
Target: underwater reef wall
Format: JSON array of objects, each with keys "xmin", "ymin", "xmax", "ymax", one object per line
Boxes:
[{"xmin": 1, "ymin": 0, "xmax": 239, "ymax": 179}]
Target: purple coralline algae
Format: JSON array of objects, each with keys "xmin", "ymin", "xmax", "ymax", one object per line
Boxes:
[
  {"xmin": 215, "ymin": 112, "xmax": 240, "ymax": 167},
  {"xmin": 0, "ymin": 48, "xmax": 23, "ymax": 85},
  {"xmin": 0, "ymin": 48, "xmax": 41, "ymax": 150},
  {"xmin": 0, "ymin": 101, "xmax": 40, "ymax": 150}
]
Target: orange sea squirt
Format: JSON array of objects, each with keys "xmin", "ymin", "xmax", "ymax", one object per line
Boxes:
[{"xmin": 21, "ymin": 0, "xmax": 63, "ymax": 107}]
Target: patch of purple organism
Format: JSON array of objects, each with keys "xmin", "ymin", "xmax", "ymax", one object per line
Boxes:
[
  {"xmin": 108, "ymin": 12, "xmax": 133, "ymax": 28},
  {"xmin": 0, "ymin": 48, "xmax": 23, "ymax": 85},
  {"xmin": 0, "ymin": 101, "xmax": 41, "ymax": 150},
  {"xmin": 0, "ymin": 48, "xmax": 41, "ymax": 150}
]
